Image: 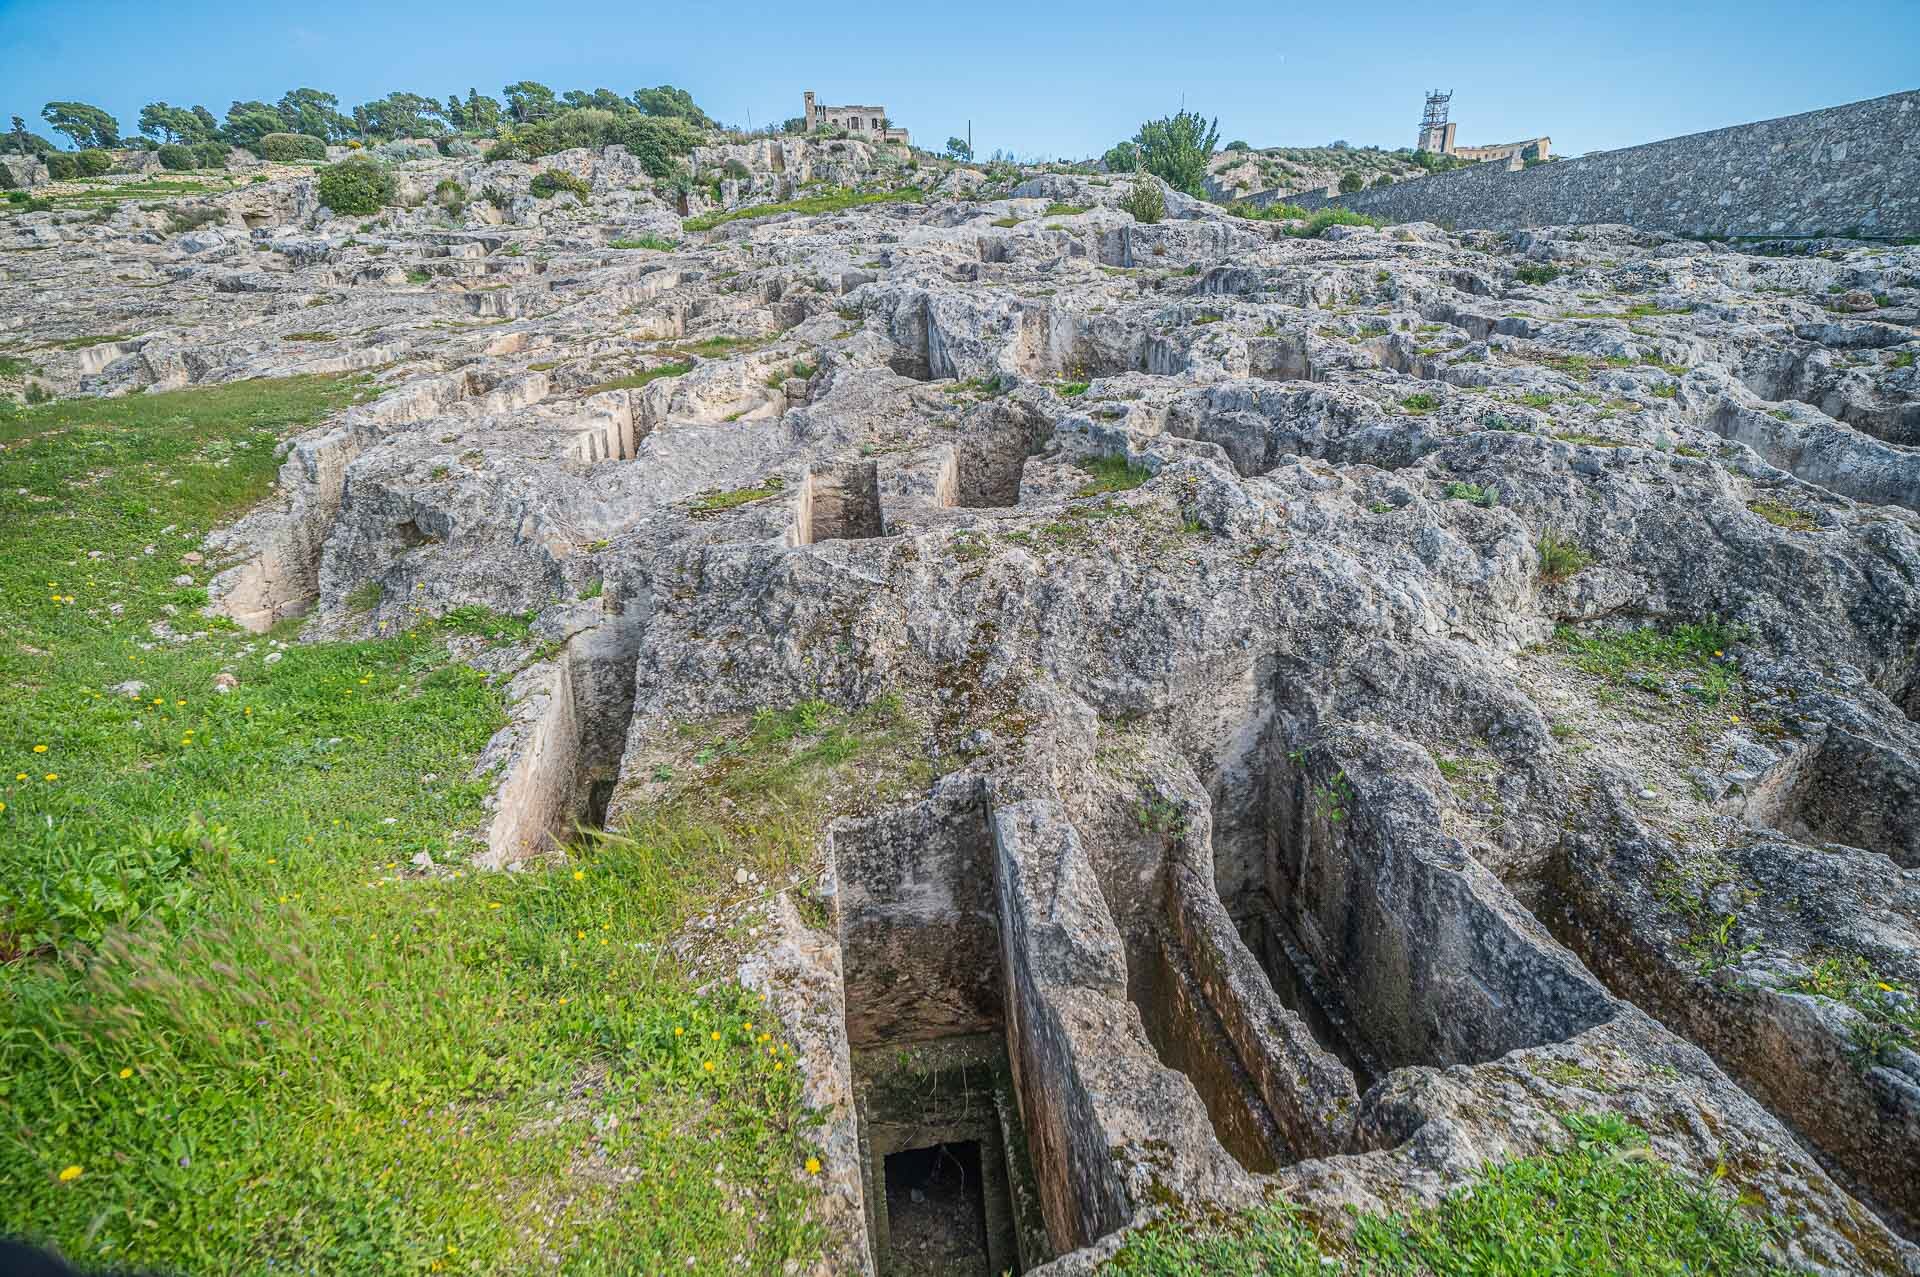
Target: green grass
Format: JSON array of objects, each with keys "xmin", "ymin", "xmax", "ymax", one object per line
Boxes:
[
  {"xmin": 764, "ymin": 360, "xmax": 817, "ymax": 389},
  {"xmin": 282, "ymin": 331, "xmax": 337, "ymax": 343},
  {"xmin": 1785, "ymin": 955, "xmax": 1918, "ymax": 1070},
  {"xmin": 1443, "ymin": 481, "xmax": 1499, "ymax": 508},
  {"xmin": 579, "ymin": 361, "xmax": 693, "ymax": 396},
  {"xmin": 1538, "ymin": 529, "xmax": 1594, "ymax": 582},
  {"xmin": 1284, "ymin": 208, "xmax": 1384, "ymax": 238},
  {"xmin": 1074, "ymin": 455, "xmax": 1153, "ymax": 496},
  {"xmin": 1227, "ymin": 200, "xmax": 1309, "ymax": 223},
  {"xmin": 1107, "ymin": 1113, "xmax": 1788, "ymax": 1275},
  {"xmin": 0, "ymin": 376, "xmax": 843, "ymax": 1274},
  {"xmin": 690, "ymin": 476, "xmax": 786, "ymax": 513},
  {"xmin": 1399, "ymin": 392, "xmax": 1439, "ymax": 414},
  {"xmin": 1042, "ymin": 202, "xmax": 1089, "ymax": 216},
  {"xmin": 1747, "ymin": 498, "xmax": 1818, "ymax": 532},
  {"xmin": 1555, "ymin": 618, "xmax": 1744, "ymax": 704},
  {"xmin": 608, "ymin": 234, "xmax": 677, "ymax": 251},
  {"xmin": 51, "ymin": 333, "xmax": 133, "ymax": 351},
  {"xmin": 682, "ymin": 185, "xmax": 923, "ymax": 231},
  {"xmin": 677, "ymin": 335, "xmax": 762, "ymax": 358}
]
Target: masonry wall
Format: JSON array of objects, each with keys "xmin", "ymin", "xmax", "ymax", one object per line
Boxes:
[{"xmin": 1273, "ymin": 90, "xmax": 1920, "ymax": 237}]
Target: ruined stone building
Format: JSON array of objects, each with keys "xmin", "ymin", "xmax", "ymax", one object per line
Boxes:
[
  {"xmin": 803, "ymin": 92, "xmax": 911, "ymax": 146},
  {"xmin": 1417, "ymin": 90, "xmax": 1550, "ymax": 162}
]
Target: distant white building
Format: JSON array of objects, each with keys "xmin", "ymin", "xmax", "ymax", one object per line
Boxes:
[{"xmin": 803, "ymin": 92, "xmax": 910, "ymax": 146}]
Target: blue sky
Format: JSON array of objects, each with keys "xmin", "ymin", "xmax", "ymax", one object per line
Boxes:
[{"xmin": 1, "ymin": 0, "xmax": 1914, "ymax": 159}]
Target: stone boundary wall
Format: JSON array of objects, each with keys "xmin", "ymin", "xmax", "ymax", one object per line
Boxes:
[{"xmin": 1255, "ymin": 90, "xmax": 1920, "ymax": 238}]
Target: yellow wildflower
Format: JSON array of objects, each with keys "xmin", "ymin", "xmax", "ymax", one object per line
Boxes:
[
  {"xmin": 703, "ymin": 1060, "xmax": 715, "ymax": 1072},
  {"xmin": 58, "ymin": 1165, "xmax": 82, "ymax": 1182},
  {"xmin": 572, "ymin": 869, "xmax": 584, "ymax": 881},
  {"xmin": 674, "ymin": 1026, "xmax": 683, "ymax": 1036},
  {"xmin": 117, "ymin": 1068, "xmax": 131, "ymax": 1079},
  {"xmin": 804, "ymin": 1156, "xmax": 821, "ymax": 1174},
  {"xmin": 44, "ymin": 774, "xmax": 57, "ymax": 782},
  {"xmin": 32, "ymin": 745, "xmax": 47, "ymax": 754}
]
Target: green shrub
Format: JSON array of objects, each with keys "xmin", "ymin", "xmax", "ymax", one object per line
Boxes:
[
  {"xmin": 1223, "ymin": 139, "xmax": 1250, "ymax": 152},
  {"xmin": 1516, "ymin": 263, "xmax": 1561, "ymax": 285},
  {"xmin": 433, "ymin": 177, "xmax": 468, "ymax": 214},
  {"xmin": 164, "ymin": 205, "xmax": 225, "ymax": 235},
  {"xmin": 721, "ymin": 158, "xmax": 751, "ymax": 181},
  {"xmin": 617, "ymin": 115, "xmax": 705, "ymax": 179},
  {"xmin": 316, "ymin": 158, "xmax": 395, "ymax": 215},
  {"xmin": 43, "ymin": 152, "xmax": 77, "ymax": 181},
  {"xmin": 1338, "ymin": 171, "xmax": 1365, "ymax": 193},
  {"xmin": 1371, "ymin": 173, "xmax": 1394, "ymax": 189},
  {"xmin": 256, "ymin": 132, "xmax": 327, "ymax": 162},
  {"xmin": 190, "ymin": 141, "xmax": 229, "ymax": 169},
  {"xmin": 1538, "ymin": 529, "xmax": 1594, "ymax": 581},
  {"xmin": 1444, "ymin": 480, "xmax": 1500, "ymax": 508},
  {"xmin": 516, "ymin": 108, "xmax": 621, "ymax": 156},
  {"xmin": 1102, "ymin": 141, "xmax": 1138, "ymax": 173},
  {"xmin": 156, "ymin": 143, "xmax": 195, "ymax": 171},
  {"xmin": 1229, "ymin": 200, "xmax": 1308, "ymax": 223},
  {"xmin": 1121, "ymin": 180, "xmax": 1165, "ymax": 225},
  {"xmin": 74, "ymin": 148, "xmax": 113, "ymax": 177},
  {"xmin": 529, "ymin": 168, "xmax": 591, "ymax": 200},
  {"xmin": 1131, "ymin": 109, "xmax": 1219, "ymax": 196},
  {"xmin": 1285, "ymin": 207, "xmax": 1384, "ymax": 238}
]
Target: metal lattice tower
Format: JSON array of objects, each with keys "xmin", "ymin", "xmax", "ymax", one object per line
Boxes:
[{"xmin": 1421, "ymin": 90, "xmax": 1453, "ymax": 133}]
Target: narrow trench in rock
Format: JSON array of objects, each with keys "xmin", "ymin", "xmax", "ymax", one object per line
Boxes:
[
  {"xmin": 1210, "ymin": 724, "xmax": 1617, "ymax": 1078},
  {"xmin": 950, "ymin": 416, "xmax": 1056, "ymax": 509},
  {"xmin": 1743, "ymin": 729, "xmax": 1920, "ymax": 867},
  {"xmin": 833, "ymin": 790, "xmax": 1049, "ymax": 1276},
  {"xmin": 1124, "ymin": 926, "xmax": 1291, "ymax": 1170},
  {"xmin": 803, "ymin": 462, "xmax": 885, "ymax": 542},
  {"xmin": 1248, "ymin": 334, "xmax": 1317, "ymax": 383},
  {"xmin": 885, "ymin": 1141, "xmax": 990, "ymax": 1276}
]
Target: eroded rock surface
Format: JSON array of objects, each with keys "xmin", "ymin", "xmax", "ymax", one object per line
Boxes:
[{"xmin": 6, "ymin": 146, "xmax": 1918, "ymax": 1274}]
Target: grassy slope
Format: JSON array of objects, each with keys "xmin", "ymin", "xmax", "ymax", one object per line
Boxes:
[
  {"xmin": 1109, "ymin": 1114, "xmax": 1789, "ymax": 1276},
  {"xmin": 0, "ymin": 377, "xmax": 874, "ymax": 1274}
]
